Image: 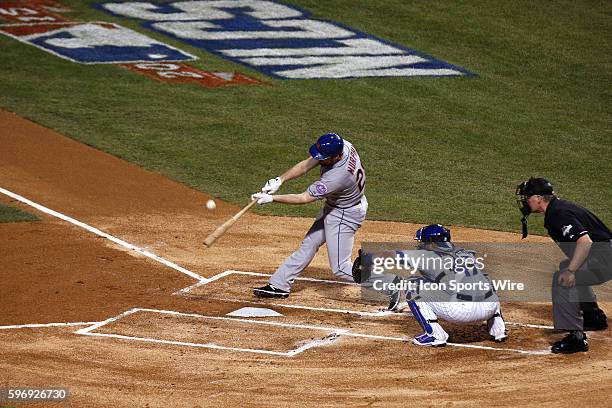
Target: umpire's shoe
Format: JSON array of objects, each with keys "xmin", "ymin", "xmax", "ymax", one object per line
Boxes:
[
  {"xmin": 583, "ymin": 308, "xmax": 608, "ymax": 331},
  {"xmin": 253, "ymin": 284, "xmax": 289, "ymax": 299},
  {"xmin": 551, "ymin": 331, "xmax": 588, "ymax": 354}
]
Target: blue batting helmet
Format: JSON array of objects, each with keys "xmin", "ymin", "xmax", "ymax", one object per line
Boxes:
[
  {"xmin": 309, "ymin": 133, "xmax": 344, "ymax": 160},
  {"xmin": 415, "ymin": 224, "xmax": 451, "ymax": 243}
]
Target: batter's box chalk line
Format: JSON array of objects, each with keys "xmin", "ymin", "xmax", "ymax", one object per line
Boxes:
[
  {"xmin": 74, "ymin": 308, "xmax": 343, "ymax": 357},
  {"xmin": 0, "ymin": 187, "xmax": 574, "ymax": 355},
  {"xmin": 0, "ymin": 321, "xmax": 101, "ymax": 330},
  {"xmin": 73, "ymin": 308, "xmax": 553, "ymax": 356}
]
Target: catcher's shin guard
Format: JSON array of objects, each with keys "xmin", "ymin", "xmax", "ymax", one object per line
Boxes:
[
  {"xmin": 487, "ymin": 305, "xmax": 508, "ymax": 342},
  {"xmin": 408, "ymin": 300, "xmax": 434, "ymax": 335},
  {"xmin": 408, "ymin": 300, "xmax": 449, "ymax": 345}
]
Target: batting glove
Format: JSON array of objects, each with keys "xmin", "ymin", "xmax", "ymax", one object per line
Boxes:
[
  {"xmin": 262, "ymin": 177, "xmax": 282, "ymax": 194},
  {"xmin": 251, "ymin": 192, "xmax": 274, "ymax": 205}
]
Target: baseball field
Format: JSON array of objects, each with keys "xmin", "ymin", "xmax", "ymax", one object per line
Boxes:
[{"xmin": 1, "ymin": 0, "xmax": 610, "ymax": 407}]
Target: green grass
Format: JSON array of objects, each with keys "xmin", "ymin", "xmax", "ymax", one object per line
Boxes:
[
  {"xmin": 0, "ymin": 0, "xmax": 610, "ymax": 234},
  {"xmin": 0, "ymin": 204, "xmax": 39, "ymax": 223}
]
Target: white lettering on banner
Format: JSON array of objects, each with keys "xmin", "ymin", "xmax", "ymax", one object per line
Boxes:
[
  {"xmin": 133, "ymin": 62, "xmax": 182, "ymax": 70},
  {"xmin": 243, "ymin": 55, "xmax": 463, "ymax": 79},
  {"xmin": 151, "ymin": 21, "xmax": 217, "ymax": 40},
  {"xmin": 42, "ymin": 23, "xmax": 172, "ymax": 49},
  {"xmin": 98, "ymin": 0, "xmax": 473, "ymax": 79},
  {"xmin": 221, "ymin": 39, "xmax": 405, "ymax": 57},
  {"xmin": 152, "ymin": 19, "xmax": 354, "ymax": 40},
  {"xmin": 102, "ymin": 0, "xmax": 301, "ymax": 21},
  {"xmin": 158, "ymin": 70, "xmax": 203, "ymax": 79}
]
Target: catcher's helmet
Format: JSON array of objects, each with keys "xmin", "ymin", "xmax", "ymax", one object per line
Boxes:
[
  {"xmin": 415, "ymin": 224, "xmax": 451, "ymax": 243},
  {"xmin": 309, "ymin": 133, "xmax": 344, "ymax": 160}
]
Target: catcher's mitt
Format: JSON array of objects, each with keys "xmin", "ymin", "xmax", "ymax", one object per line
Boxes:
[{"xmin": 352, "ymin": 249, "xmax": 370, "ymax": 283}]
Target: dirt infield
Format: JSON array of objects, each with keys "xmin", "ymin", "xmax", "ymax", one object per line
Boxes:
[{"xmin": 1, "ymin": 110, "xmax": 610, "ymax": 407}]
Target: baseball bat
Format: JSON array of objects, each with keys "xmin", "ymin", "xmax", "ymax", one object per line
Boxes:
[{"xmin": 203, "ymin": 199, "xmax": 257, "ymax": 248}]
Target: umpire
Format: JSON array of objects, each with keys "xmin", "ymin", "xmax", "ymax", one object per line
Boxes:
[{"xmin": 516, "ymin": 177, "xmax": 611, "ymax": 353}]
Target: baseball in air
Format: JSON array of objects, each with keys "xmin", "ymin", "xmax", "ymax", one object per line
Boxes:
[{"xmin": 206, "ymin": 199, "xmax": 217, "ymax": 210}]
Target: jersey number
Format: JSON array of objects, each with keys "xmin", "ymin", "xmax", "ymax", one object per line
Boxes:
[{"xmin": 356, "ymin": 168, "xmax": 365, "ymax": 192}]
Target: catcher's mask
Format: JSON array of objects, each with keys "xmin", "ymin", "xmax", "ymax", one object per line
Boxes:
[{"xmin": 515, "ymin": 177, "xmax": 554, "ymax": 238}]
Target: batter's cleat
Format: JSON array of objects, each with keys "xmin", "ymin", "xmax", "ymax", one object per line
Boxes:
[
  {"xmin": 551, "ymin": 332, "xmax": 588, "ymax": 354},
  {"xmin": 582, "ymin": 309, "xmax": 608, "ymax": 331},
  {"xmin": 412, "ymin": 333, "xmax": 447, "ymax": 347},
  {"xmin": 253, "ymin": 284, "xmax": 289, "ymax": 299}
]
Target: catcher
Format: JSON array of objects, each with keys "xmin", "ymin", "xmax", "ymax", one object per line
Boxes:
[{"xmin": 353, "ymin": 224, "xmax": 507, "ymax": 347}]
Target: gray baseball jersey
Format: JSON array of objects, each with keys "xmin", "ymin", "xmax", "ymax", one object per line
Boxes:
[
  {"xmin": 307, "ymin": 140, "xmax": 365, "ymax": 208},
  {"xmin": 268, "ymin": 139, "xmax": 368, "ymax": 291}
]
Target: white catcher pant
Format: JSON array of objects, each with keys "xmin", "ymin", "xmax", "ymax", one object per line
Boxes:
[
  {"xmin": 269, "ymin": 197, "xmax": 368, "ymax": 292},
  {"xmin": 415, "ymin": 300, "xmax": 506, "ymax": 341},
  {"xmin": 427, "ymin": 300, "xmax": 499, "ymax": 324}
]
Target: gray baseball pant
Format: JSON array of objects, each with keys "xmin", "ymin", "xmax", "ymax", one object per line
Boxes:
[{"xmin": 268, "ymin": 198, "xmax": 367, "ymax": 292}]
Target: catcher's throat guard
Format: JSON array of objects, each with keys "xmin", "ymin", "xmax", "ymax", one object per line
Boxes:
[{"xmin": 516, "ymin": 182, "xmax": 532, "ymax": 239}]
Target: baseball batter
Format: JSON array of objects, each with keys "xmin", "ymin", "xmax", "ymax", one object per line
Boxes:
[
  {"xmin": 356, "ymin": 224, "xmax": 507, "ymax": 347},
  {"xmin": 250, "ymin": 133, "xmax": 367, "ymax": 298}
]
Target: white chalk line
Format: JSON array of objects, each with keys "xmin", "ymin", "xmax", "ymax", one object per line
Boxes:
[
  {"xmin": 173, "ymin": 270, "xmax": 236, "ymax": 295},
  {"xmin": 173, "ymin": 270, "xmax": 355, "ymax": 295},
  {"xmin": 79, "ymin": 331, "xmax": 305, "ymax": 356},
  {"xmin": 0, "ymin": 187, "xmax": 205, "ymax": 282},
  {"xmin": 75, "ymin": 308, "xmax": 140, "ymax": 335},
  {"xmin": 506, "ymin": 322, "xmax": 554, "ymax": 330},
  {"xmin": 287, "ymin": 333, "xmax": 341, "ymax": 356},
  {"xmin": 177, "ymin": 269, "xmax": 393, "ymax": 316},
  {"xmin": 76, "ymin": 308, "xmax": 342, "ymax": 357},
  {"xmin": 226, "ymin": 270, "xmax": 357, "ymax": 285},
  {"xmin": 212, "ymin": 297, "xmax": 397, "ymax": 317},
  {"xmin": 343, "ymin": 331, "xmax": 550, "ymax": 355},
  {"xmin": 80, "ymin": 307, "xmax": 348, "ymax": 334},
  {"xmin": 76, "ymin": 308, "xmax": 551, "ymax": 356},
  {"xmin": 0, "ymin": 321, "xmax": 101, "ymax": 330}
]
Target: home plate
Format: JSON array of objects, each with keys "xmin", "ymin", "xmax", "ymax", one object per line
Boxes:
[{"xmin": 226, "ymin": 307, "xmax": 284, "ymax": 318}]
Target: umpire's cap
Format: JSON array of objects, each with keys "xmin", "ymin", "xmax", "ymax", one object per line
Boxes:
[{"xmin": 310, "ymin": 133, "xmax": 344, "ymax": 160}]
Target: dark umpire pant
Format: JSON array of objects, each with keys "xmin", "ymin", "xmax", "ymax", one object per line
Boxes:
[{"xmin": 552, "ymin": 241, "xmax": 612, "ymax": 331}]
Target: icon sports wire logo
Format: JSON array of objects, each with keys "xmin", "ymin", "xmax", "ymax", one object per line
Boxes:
[{"xmin": 97, "ymin": 0, "xmax": 475, "ymax": 79}]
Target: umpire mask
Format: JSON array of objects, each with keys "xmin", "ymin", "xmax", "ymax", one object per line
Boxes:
[{"xmin": 515, "ymin": 177, "xmax": 554, "ymax": 239}]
